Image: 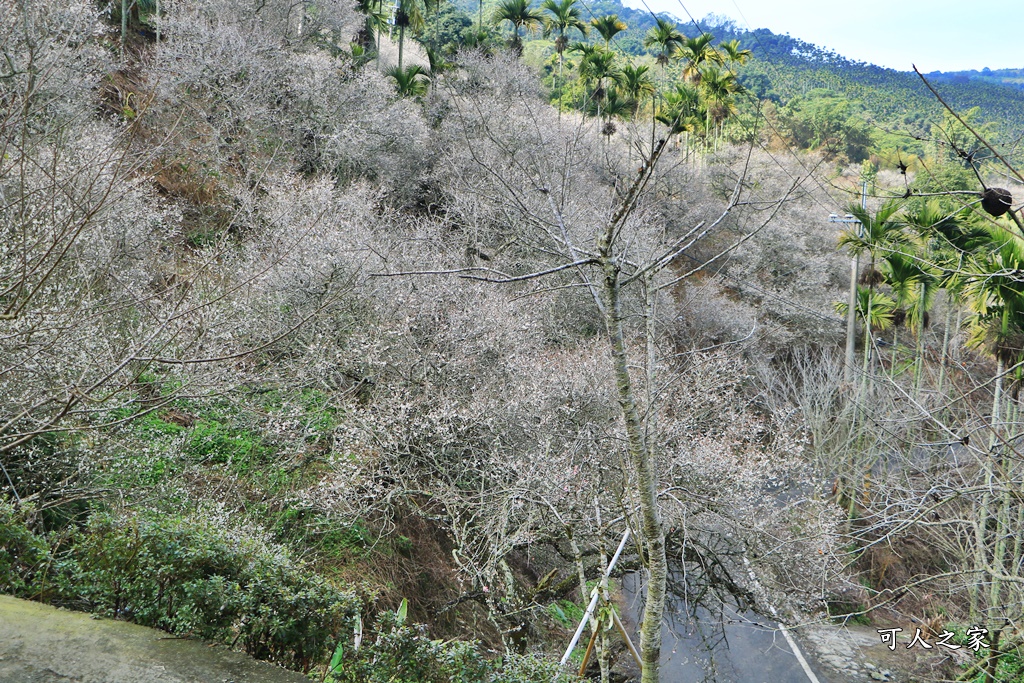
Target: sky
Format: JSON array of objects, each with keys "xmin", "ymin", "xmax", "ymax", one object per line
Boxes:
[{"xmin": 620, "ymin": 0, "xmax": 1024, "ymax": 72}]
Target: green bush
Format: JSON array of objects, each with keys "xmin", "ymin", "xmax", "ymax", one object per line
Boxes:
[
  {"xmin": 331, "ymin": 610, "xmax": 491, "ymax": 682},
  {"xmin": 0, "ymin": 503, "xmax": 49, "ymax": 597},
  {"xmin": 54, "ymin": 512, "xmax": 359, "ymax": 673},
  {"xmin": 185, "ymin": 419, "xmax": 264, "ymax": 466},
  {"xmin": 329, "ymin": 607, "xmax": 574, "ymax": 683}
]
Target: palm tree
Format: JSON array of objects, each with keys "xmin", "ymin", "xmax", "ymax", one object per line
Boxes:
[
  {"xmin": 576, "ymin": 45, "xmax": 621, "ymax": 123},
  {"xmin": 424, "ymin": 45, "xmax": 453, "ymax": 92},
  {"xmin": 835, "ymin": 286, "xmax": 897, "ymax": 334},
  {"xmin": 542, "ymin": 0, "xmax": 587, "ymax": 113},
  {"xmin": 655, "ymin": 82, "xmax": 700, "ymax": 134},
  {"xmin": 719, "ymin": 39, "xmax": 752, "ymax": 66},
  {"xmin": 838, "ymin": 200, "xmax": 908, "ymax": 272},
  {"xmin": 677, "ymin": 33, "xmax": 723, "ymax": 83},
  {"xmin": 838, "ymin": 200, "xmax": 909, "ymax": 377},
  {"xmin": 699, "ymin": 66, "xmax": 742, "ymax": 123},
  {"xmin": 424, "ymin": 0, "xmax": 446, "ymax": 47},
  {"xmin": 493, "ymin": 0, "xmax": 543, "ymax": 54},
  {"xmin": 904, "ymin": 202, "xmax": 988, "ymax": 391},
  {"xmin": 698, "ymin": 66, "xmax": 743, "ymax": 151},
  {"xmin": 963, "ymin": 227, "xmax": 1024, "ymax": 373},
  {"xmin": 393, "ymin": 0, "xmax": 424, "ymax": 69},
  {"xmin": 354, "ymin": 0, "xmax": 388, "ymax": 53},
  {"xmin": 878, "ymin": 250, "xmax": 937, "ymax": 379},
  {"xmin": 595, "ymin": 87, "xmax": 634, "ymax": 138},
  {"xmin": 590, "ymin": 14, "xmax": 626, "ymax": 49},
  {"xmin": 543, "ymin": 0, "xmax": 587, "ymax": 58},
  {"xmin": 643, "ymin": 17, "xmax": 684, "ymax": 67},
  {"xmin": 387, "ymin": 64, "xmax": 431, "ymax": 97},
  {"xmin": 619, "ymin": 63, "xmax": 654, "ymax": 116},
  {"xmin": 960, "ymin": 226, "xmax": 1024, "ymax": 624}
]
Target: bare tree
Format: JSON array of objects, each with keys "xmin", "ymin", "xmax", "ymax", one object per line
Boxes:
[{"xmin": 349, "ymin": 51, "xmax": 821, "ymax": 681}]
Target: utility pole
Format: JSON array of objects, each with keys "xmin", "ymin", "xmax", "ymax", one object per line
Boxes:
[{"xmin": 830, "ymin": 182, "xmax": 868, "ymax": 385}]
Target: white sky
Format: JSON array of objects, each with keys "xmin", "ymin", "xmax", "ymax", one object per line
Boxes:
[{"xmin": 621, "ymin": 0, "xmax": 1024, "ymax": 72}]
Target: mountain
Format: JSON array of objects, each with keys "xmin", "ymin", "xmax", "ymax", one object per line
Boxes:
[
  {"xmin": 926, "ymin": 67, "xmax": 1024, "ymax": 91},
  {"xmin": 467, "ymin": 0, "xmax": 1024, "ymax": 151},
  {"xmin": 663, "ymin": 15, "xmax": 1024, "ymax": 143}
]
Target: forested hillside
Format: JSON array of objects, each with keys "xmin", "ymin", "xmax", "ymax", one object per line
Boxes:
[
  {"xmin": 460, "ymin": 0, "xmax": 1024, "ymax": 169},
  {"xmin": 3, "ymin": 1, "xmax": 1024, "ymax": 683},
  {"xmin": 927, "ymin": 67, "xmax": 1024, "ymax": 91}
]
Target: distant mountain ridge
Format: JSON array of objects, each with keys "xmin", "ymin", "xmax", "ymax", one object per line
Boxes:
[
  {"xmin": 925, "ymin": 68, "xmax": 1024, "ymax": 91},
  {"xmin": 647, "ymin": 9, "xmax": 1024, "ymax": 144},
  {"xmin": 681, "ymin": 15, "xmax": 1024, "ymax": 139}
]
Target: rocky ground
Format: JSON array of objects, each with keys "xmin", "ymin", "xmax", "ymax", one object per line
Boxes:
[{"xmin": 801, "ymin": 622, "xmax": 970, "ymax": 683}]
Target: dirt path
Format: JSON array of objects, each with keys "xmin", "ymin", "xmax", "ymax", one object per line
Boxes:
[{"xmin": 0, "ymin": 595, "xmax": 309, "ymax": 683}]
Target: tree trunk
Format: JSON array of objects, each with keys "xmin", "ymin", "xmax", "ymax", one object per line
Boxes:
[
  {"xmin": 913, "ymin": 282, "xmax": 926, "ymax": 396},
  {"xmin": 557, "ymin": 50, "xmax": 563, "ymax": 119},
  {"xmin": 121, "ymin": 0, "xmax": 129, "ymax": 56},
  {"xmin": 599, "ymin": 256, "xmax": 666, "ymax": 683},
  {"xmin": 937, "ymin": 294, "xmax": 953, "ymax": 394},
  {"xmin": 971, "ymin": 358, "xmax": 1003, "ymax": 620},
  {"xmin": 398, "ymin": 24, "xmax": 405, "ymax": 69}
]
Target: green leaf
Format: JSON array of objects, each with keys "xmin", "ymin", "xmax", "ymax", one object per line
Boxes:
[
  {"xmin": 329, "ymin": 642, "xmax": 344, "ymax": 672},
  {"xmin": 396, "ymin": 598, "xmax": 408, "ymax": 626}
]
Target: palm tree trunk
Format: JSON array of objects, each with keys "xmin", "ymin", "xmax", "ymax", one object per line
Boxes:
[
  {"xmin": 398, "ymin": 24, "xmax": 405, "ymax": 68},
  {"xmin": 557, "ymin": 51, "xmax": 563, "ymax": 119},
  {"xmin": 121, "ymin": 0, "xmax": 129, "ymax": 56},
  {"xmin": 937, "ymin": 294, "xmax": 953, "ymax": 395},
  {"xmin": 377, "ymin": 0, "xmax": 384, "ymax": 66},
  {"xmin": 971, "ymin": 358, "xmax": 1003, "ymax": 620},
  {"xmin": 989, "ymin": 379, "xmax": 1013, "ymax": 649},
  {"xmin": 914, "ymin": 283, "xmax": 926, "ymax": 397},
  {"xmin": 889, "ymin": 327, "xmax": 899, "ymax": 380}
]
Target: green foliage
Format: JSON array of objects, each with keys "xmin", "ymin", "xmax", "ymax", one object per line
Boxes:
[
  {"xmin": 491, "ymin": 653, "xmax": 575, "ymax": 683},
  {"xmin": 329, "ymin": 609, "xmax": 491, "ymax": 682},
  {"xmin": 834, "ymin": 287, "xmax": 895, "ymax": 332},
  {"xmin": 387, "ymin": 65, "xmax": 431, "ymax": 98},
  {"xmin": 270, "ymin": 507, "xmax": 375, "ymax": 560},
  {"xmin": 774, "ymin": 89, "xmax": 873, "ymax": 162},
  {"xmin": 185, "ymin": 419, "xmax": 265, "ymax": 467},
  {"xmin": 545, "ymin": 598, "xmax": 584, "ymax": 629},
  {"xmin": 929, "ymin": 107, "xmax": 998, "ymax": 167},
  {"xmin": 0, "ymin": 503, "xmax": 50, "ymax": 597},
  {"xmin": 53, "ymin": 512, "xmax": 359, "ymax": 673},
  {"xmin": 492, "ymin": 0, "xmax": 543, "ymax": 51},
  {"xmin": 328, "ymin": 606, "xmax": 574, "ymax": 683},
  {"xmin": 945, "ymin": 623, "xmax": 1024, "ymax": 683}
]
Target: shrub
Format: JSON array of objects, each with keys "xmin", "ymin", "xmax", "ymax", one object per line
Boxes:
[
  {"xmin": 328, "ymin": 608, "xmax": 574, "ymax": 683},
  {"xmin": 54, "ymin": 512, "xmax": 359, "ymax": 673},
  {"xmin": 0, "ymin": 503, "xmax": 50, "ymax": 597}
]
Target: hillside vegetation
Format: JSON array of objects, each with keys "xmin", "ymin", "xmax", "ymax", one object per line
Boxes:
[{"xmin": 3, "ymin": 1, "xmax": 1024, "ymax": 683}]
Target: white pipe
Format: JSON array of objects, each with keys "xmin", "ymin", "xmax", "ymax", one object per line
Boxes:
[{"xmin": 559, "ymin": 528, "xmax": 632, "ymax": 666}]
